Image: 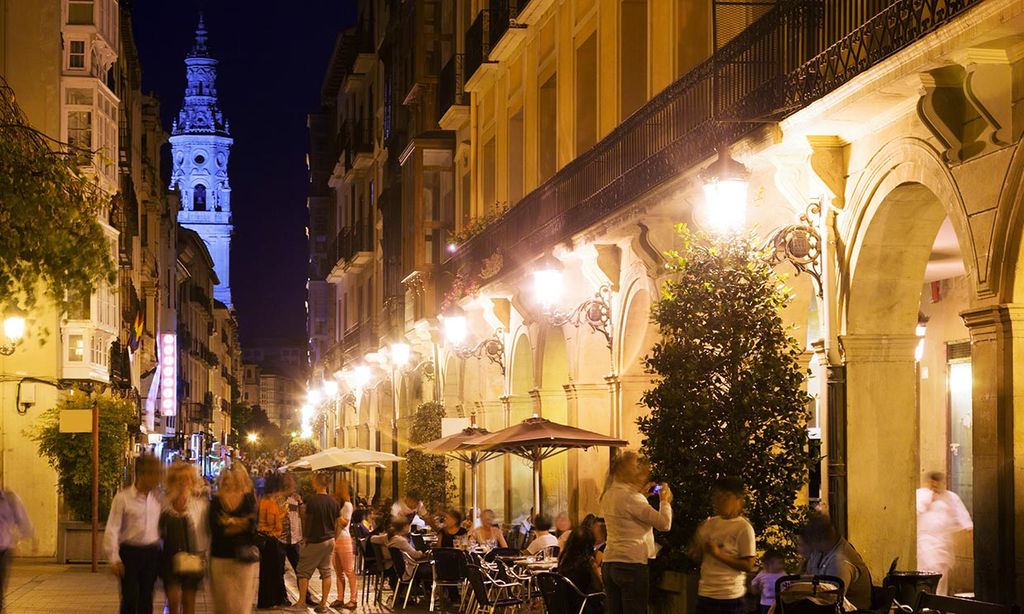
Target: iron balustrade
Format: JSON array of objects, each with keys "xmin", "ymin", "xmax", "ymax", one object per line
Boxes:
[
  {"xmin": 446, "ymin": 0, "xmax": 986, "ymax": 285},
  {"xmin": 488, "ymin": 0, "xmax": 529, "ymax": 51},
  {"xmin": 465, "ymin": 10, "xmax": 491, "ymax": 83},
  {"xmin": 438, "ymin": 53, "xmax": 467, "ymax": 121}
]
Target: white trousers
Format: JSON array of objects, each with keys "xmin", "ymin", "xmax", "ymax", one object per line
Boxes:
[{"xmin": 209, "ymin": 556, "xmax": 258, "ymax": 614}]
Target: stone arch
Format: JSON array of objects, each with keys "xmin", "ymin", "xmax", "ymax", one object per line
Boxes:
[
  {"xmin": 615, "ymin": 275, "xmax": 659, "ymax": 447},
  {"xmin": 840, "ymin": 139, "xmax": 977, "ymax": 580},
  {"xmin": 989, "ymin": 136, "xmax": 1024, "ymax": 302}
]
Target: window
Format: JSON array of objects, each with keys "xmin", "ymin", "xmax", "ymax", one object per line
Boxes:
[
  {"xmin": 67, "ymin": 0, "xmax": 94, "ymax": 25},
  {"xmin": 68, "ymin": 334, "xmax": 85, "ymax": 362},
  {"xmin": 91, "ymin": 335, "xmax": 104, "ymax": 365},
  {"xmin": 68, "ymin": 40, "xmax": 86, "ymax": 69},
  {"xmin": 67, "ymin": 110, "xmax": 92, "ymax": 151},
  {"xmin": 193, "ymin": 184, "xmax": 207, "ymax": 211}
]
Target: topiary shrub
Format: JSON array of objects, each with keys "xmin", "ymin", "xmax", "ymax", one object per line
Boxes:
[
  {"xmin": 639, "ymin": 226, "xmax": 810, "ymax": 569},
  {"xmin": 405, "ymin": 401, "xmax": 455, "ymax": 510}
]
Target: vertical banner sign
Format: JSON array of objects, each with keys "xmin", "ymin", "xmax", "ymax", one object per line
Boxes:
[{"xmin": 160, "ymin": 334, "xmax": 177, "ymax": 417}]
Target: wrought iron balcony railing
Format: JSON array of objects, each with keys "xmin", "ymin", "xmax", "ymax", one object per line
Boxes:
[
  {"xmin": 438, "ymin": 53, "xmax": 468, "ymax": 121},
  {"xmin": 488, "ymin": 0, "xmax": 529, "ymax": 51},
  {"xmin": 465, "ymin": 10, "xmax": 492, "ymax": 83},
  {"xmin": 333, "ymin": 220, "xmax": 374, "ymax": 265},
  {"xmin": 446, "ymin": 0, "xmax": 984, "ymax": 285}
]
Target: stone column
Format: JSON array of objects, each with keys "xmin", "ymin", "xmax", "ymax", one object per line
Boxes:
[
  {"xmin": 841, "ymin": 333, "xmax": 919, "ymax": 576},
  {"xmin": 961, "ymin": 305, "xmax": 1023, "ymax": 604},
  {"xmin": 565, "ymin": 383, "xmax": 613, "ymax": 519}
]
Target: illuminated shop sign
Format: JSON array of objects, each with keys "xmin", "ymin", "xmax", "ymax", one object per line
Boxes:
[{"xmin": 160, "ymin": 333, "xmax": 177, "ymax": 417}]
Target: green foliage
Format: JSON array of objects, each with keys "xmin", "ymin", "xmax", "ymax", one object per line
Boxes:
[
  {"xmin": 0, "ymin": 79, "xmax": 114, "ymax": 316},
  {"xmin": 287, "ymin": 437, "xmax": 318, "ymax": 463},
  {"xmin": 31, "ymin": 393, "xmax": 140, "ymax": 521},
  {"xmin": 405, "ymin": 401, "xmax": 455, "ymax": 509},
  {"xmin": 639, "ymin": 226, "xmax": 810, "ymax": 569}
]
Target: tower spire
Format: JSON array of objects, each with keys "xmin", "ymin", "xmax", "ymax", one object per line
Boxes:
[{"xmin": 189, "ymin": 13, "xmax": 209, "ymax": 57}]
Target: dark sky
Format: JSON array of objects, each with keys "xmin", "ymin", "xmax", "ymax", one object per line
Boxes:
[{"xmin": 131, "ymin": 1, "xmax": 354, "ymax": 346}]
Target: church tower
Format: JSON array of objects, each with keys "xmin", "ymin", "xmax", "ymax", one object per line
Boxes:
[{"xmin": 170, "ymin": 14, "xmax": 234, "ymax": 307}]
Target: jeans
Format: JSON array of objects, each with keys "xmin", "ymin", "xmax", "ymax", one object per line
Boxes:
[
  {"xmin": 118, "ymin": 544, "xmax": 160, "ymax": 614},
  {"xmin": 602, "ymin": 562, "xmax": 650, "ymax": 614}
]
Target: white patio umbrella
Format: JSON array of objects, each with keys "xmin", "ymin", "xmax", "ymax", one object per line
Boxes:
[{"xmin": 288, "ymin": 446, "xmax": 405, "ymax": 472}]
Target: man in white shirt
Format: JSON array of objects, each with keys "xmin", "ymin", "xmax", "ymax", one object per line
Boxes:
[
  {"xmin": 104, "ymin": 455, "xmax": 162, "ymax": 614},
  {"xmin": 600, "ymin": 451, "xmax": 673, "ymax": 614},
  {"xmin": 525, "ymin": 514, "xmax": 558, "ymax": 555},
  {"xmin": 0, "ymin": 487, "xmax": 33, "ymax": 611},
  {"xmin": 917, "ymin": 471, "xmax": 973, "ymax": 595}
]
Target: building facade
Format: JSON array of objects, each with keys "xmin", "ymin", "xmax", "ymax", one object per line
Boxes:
[
  {"xmin": 169, "ymin": 15, "xmax": 234, "ymax": 308},
  {"xmin": 307, "ymin": 0, "xmax": 1024, "ymax": 602}
]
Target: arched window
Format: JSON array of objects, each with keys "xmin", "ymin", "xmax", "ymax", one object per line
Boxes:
[{"xmin": 193, "ymin": 184, "xmax": 207, "ymax": 211}]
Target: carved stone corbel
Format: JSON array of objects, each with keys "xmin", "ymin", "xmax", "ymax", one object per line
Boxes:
[
  {"xmin": 917, "ymin": 65, "xmax": 968, "ymax": 164},
  {"xmin": 955, "ymin": 38, "xmax": 1024, "ymax": 147},
  {"xmin": 807, "ymin": 136, "xmax": 848, "ymax": 210}
]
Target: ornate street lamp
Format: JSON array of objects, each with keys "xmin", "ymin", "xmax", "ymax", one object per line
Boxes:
[
  {"xmin": 532, "ymin": 254, "xmax": 613, "ymax": 349},
  {"xmin": 1, "ymin": 309, "xmax": 26, "ymax": 356},
  {"xmin": 699, "ymin": 147, "xmax": 750, "ymax": 234},
  {"xmin": 442, "ymin": 306, "xmax": 505, "ymax": 375}
]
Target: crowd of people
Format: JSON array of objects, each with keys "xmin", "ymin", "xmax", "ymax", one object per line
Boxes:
[{"xmin": 0, "ymin": 448, "xmax": 973, "ymax": 614}]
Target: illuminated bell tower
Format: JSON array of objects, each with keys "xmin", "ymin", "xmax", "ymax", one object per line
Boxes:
[{"xmin": 170, "ymin": 14, "xmax": 234, "ymax": 307}]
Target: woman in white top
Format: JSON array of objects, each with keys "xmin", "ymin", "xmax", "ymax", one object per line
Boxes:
[
  {"xmin": 474, "ymin": 509, "xmax": 508, "ymax": 549},
  {"xmin": 331, "ymin": 478, "xmax": 358, "ymax": 610}
]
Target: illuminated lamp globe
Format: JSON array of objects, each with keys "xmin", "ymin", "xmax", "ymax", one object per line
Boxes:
[
  {"xmin": 3, "ymin": 313, "xmax": 26, "ymax": 343},
  {"xmin": 699, "ymin": 148, "xmax": 750, "ymax": 235},
  {"xmin": 390, "ymin": 342, "xmax": 411, "ymax": 368},
  {"xmin": 322, "ymin": 379, "xmax": 339, "ymax": 397},
  {"xmin": 442, "ymin": 309, "xmax": 469, "ymax": 347},
  {"xmin": 532, "ymin": 254, "xmax": 564, "ymax": 313}
]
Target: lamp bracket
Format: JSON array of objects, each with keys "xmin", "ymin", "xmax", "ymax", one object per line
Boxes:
[
  {"xmin": 766, "ymin": 201, "xmax": 824, "ymax": 298},
  {"xmin": 545, "ymin": 284, "xmax": 614, "ymax": 350},
  {"xmin": 454, "ymin": 327, "xmax": 506, "ymax": 375}
]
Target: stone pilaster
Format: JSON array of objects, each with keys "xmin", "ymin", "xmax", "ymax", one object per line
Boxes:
[
  {"xmin": 565, "ymin": 383, "xmax": 613, "ymax": 520},
  {"xmin": 961, "ymin": 305, "xmax": 1024, "ymax": 603},
  {"xmin": 531, "ymin": 387, "xmax": 569, "ymax": 514},
  {"xmin": 841, "ymin": 333, "xmax": 919, "ymax": 578}
]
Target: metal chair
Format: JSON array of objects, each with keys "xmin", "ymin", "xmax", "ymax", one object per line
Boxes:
[
  {"xmin": 356, "ymin": 537, "xmax": 384, "ymax": 606},
  {"xmin": 390, "ymin": 546, "xmax": 430, "ymax": 609},
  {"xmin": 430, "ymin": 547, "xmax": 467, "ymax": 612},
  {"xmin": 465, "ymin": 563, "xmax": 523, "ymax": 614},
  {"xmin": 536, "ymin": 571, "xmax": 605, "ymax": 614},
  {"xmin": 483, "ymin": 547, "xmax": 521, "ymax": 563}
]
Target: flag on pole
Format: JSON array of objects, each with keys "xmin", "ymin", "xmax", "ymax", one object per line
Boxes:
[{"xmin": 128, "ymin": 309, "xmax": 144, "ymax": 352}]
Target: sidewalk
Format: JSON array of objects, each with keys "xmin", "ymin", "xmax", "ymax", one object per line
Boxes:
[{"xmin": 4, "ymin": 560, "xmax": 431, "ymax": 613}]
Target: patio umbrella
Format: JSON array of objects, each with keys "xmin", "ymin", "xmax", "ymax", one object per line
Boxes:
[
  {"xmin": 412, "ymin": 426, "xmax": 503, "ymax": 525},
  {"xmin": 295, "ymin": 446, "xmax": 406, "ymax": 471},
  {"xmin": 461, "ymin": 415, "xmax": 628, "ymax": 515}
]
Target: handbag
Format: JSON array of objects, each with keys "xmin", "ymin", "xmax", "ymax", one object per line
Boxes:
[
  {"xmin": 235, "ymin": 544, "xmax": 260, "ymax": 563},
  {"xmin": 171, "ymin": 514, "xmax": 206, "ymax": 577}
]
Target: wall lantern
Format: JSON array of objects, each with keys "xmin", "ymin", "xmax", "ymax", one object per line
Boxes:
[
  {"xmin": 700, "ymin": 148, "xmax": 750, "ymax": 234},
  {"xmin": 442, "ymin": 306, "xmax": 505, "ymax": 375},
  {"xmin": 531, "ymin": 254, "xmax": 613, "ymax": 350}
]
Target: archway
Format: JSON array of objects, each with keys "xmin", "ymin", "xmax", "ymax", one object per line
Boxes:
[
  {"xmin": 843, "ymin": 178, "xmax": 975, "ymax": 590},
  {"xmin": 507, "ymin": 333, "xmax": 535, "ymax": 523},
  {"xmin": 537, "ymin": 327, "xmax": 570, "ymax": 516},
  {"xmin": 618, "ymin": 282, "xmax": 659, "ymax": 447}
]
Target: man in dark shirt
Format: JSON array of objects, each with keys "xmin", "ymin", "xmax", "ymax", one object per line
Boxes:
[{"xmin": 294, "ymin": 473, "xmax": 341, "ymax": 612}]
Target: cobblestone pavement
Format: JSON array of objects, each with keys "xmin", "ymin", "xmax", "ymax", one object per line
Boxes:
[{"xmin": 4, "ymin": 560, "xmax": 440, "ymax": 613}]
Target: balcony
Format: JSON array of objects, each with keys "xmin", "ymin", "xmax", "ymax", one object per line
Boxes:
[
  {"xmin": 464, "ymin": 10, "xmax": 497, "ymax": 92},
  {"xmin": 327, "ymin": 220, "xmax": 374, "ymax": 281},
  {"xmin": 487, "ymin": 0, "xmax": 529, "ymax": 61},
  {"xmin": 437, "ymin": 54, "xmax": 469, "ymax": 130},
  {"xmin": 445, "ymin": 0, "xmax": 984, "ymax": 287}
]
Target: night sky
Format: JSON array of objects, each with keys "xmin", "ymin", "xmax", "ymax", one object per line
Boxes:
[{"xmin": 132, "ymin": 1, "xmax": 355, "ymax": 346}]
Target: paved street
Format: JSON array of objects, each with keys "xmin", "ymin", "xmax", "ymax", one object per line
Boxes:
[{"xmin": 4, "ymin": 560, "xmax": 435, "ymax": 614}]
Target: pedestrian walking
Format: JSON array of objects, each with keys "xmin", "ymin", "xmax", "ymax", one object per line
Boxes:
[
  {"xmin": 917, "ymin": 471, "xmax": 972, "ymax": 595},
  {"xmin": 104, "ymin": 455, "xmax": 163, "ymax": 614},
  {"xmin": 159, "ymin": 462, "xmax": 209, "ymax": 614},
  {"xmin": 293, "ymin": 472, "xmax": 340, "ymax": 612},
  {"xmin": 692, "ymin": 477, "xmax": 757, "ymax": 614},
  {"xmin": 281, "ymin": 474, "xmax": 316, "ymax": 606},
  {"xmin": 600, "ymin": 450, "xmax": 673, "ymax": 614},
  {"xmin": 0, "ymin": 485, "xmax": 33, "ymax": 612},
  {"xmin": 208, "ymin": 464, "xmax": 259, "ymax": 614},
  {"xmin": 256, "ymin": 473, "xmax": 288, "ymax": 608},
  {"xmin": 330, "ymin": 478, "xmax": 358, "ymax": 611}
]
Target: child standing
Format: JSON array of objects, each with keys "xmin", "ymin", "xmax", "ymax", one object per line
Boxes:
[
  {"xmin": 692, "ymin": 476, "xmax": 757, "ymax": 614},
  {"xmin": 751, "ymin": 550, "xmax": 787, "ymax": 614}
]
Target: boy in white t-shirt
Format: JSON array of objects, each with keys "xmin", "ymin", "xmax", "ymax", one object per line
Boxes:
[
  {"xmin": 691, "ymin": 477, "xmax": 757, "ymax": 614},
  {"xmin": 525, "ymin": 513, "xmax": 559, "ymax": 555}
]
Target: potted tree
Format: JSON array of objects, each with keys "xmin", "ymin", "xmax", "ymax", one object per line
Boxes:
[
  {"xmin": 32, "ymin": 392, "xmax": 138, "ymax": 563},
  {"xmin": 640, "ymin": 227, "xmax": 811, "ymax": 613},
  {"xmin": 403, "ymin": 401, "xmax": 455, "ymax": 510}
]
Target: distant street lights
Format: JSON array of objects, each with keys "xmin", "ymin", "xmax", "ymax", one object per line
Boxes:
[{"xmin": 246, "ymin": 431, "xmax": 258, "ymax": 460}]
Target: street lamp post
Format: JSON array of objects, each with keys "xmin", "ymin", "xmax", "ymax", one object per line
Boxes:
[{"xmin": 246, "ymin": 432, "xmax": 258, "ymax": 462}]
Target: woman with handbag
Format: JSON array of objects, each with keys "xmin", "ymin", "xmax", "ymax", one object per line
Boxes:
[
  {"xmin": 159, "ymin": 462, "xmax": 209, "ymax": 614},
  {"xmin": 256, "ymin": 473, "xmax": 287, "ymax": 608},
  {"xmin": 208, "ymin": 464, "xmax": 259, "ymax": 614}
]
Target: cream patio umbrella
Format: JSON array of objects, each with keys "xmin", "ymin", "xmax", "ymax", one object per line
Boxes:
[{"xmin": 460, "ymin": 415, "xmax": 628, "ymax": 516}]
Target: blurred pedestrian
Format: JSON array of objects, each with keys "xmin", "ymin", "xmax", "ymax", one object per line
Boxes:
[
  {"xmin": 917, "ymin": 471, "xmax": 972, "ymax": 595},
  {"xmin": 281, "ymin": 474, "xmax": 316, "ymax": 606},
  {"xmin": 256, "ymin": 473, "xmax": 287, "ymax": 608},
  {"xmin": 208, "ymin": 464, "xmax": 258, "ymax": 614},
  {"xmin": 294, "ymin": 472, "xmax": 340, "ymax": 612},
  {"xmin": 159, "ymin": 462, "xmax": 209, "ymax": 614},
  {"xmin": 600, "ymin": 450, "xmax": 672, "ymax": 614},
  {"xmin": 692, "ymin": 477, "xmax": 756, "ymax": 614},
  {"xmin": 330, "ymin": 478, "xmax": 358, "ymax": 610},
  {"xmin": 0, "ymin": 485, "xmax": 33, "ymax": 611},
  {"xmin": 105, "ymin": 455, "xmax": 163, "ymax": 614}
]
